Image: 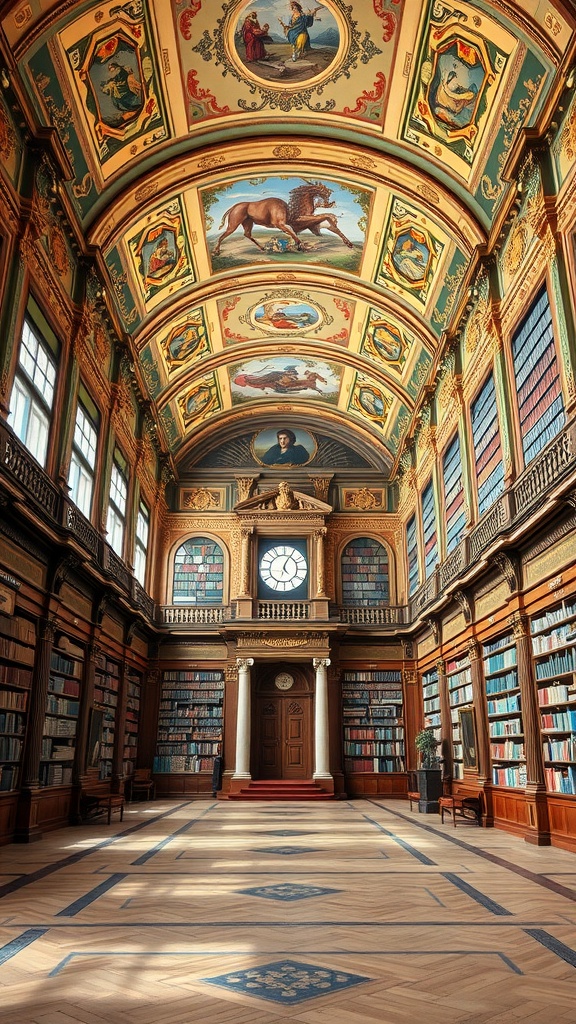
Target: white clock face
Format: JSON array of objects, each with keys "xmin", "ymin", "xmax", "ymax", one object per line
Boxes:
[{"xmin": 259, "ymin": 544, "xmax": 308, "ymax": 592}]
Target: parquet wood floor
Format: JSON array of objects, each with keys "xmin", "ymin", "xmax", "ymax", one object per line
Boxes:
[{"xmin": 1, "ymin": 798, "xmax": 576, "ymax": 1023}]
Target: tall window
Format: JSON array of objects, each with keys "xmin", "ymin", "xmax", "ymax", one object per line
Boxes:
[
  {"xmin": 9, "ymin": 317, "xmax": 58, "ymax": 467},
  {"xmin": 442, "ymin": 432, "xmax": 466, "ymax": 553},
  {"xmin": 406, "ymin": 514, "xmax": 419, "ymax": 595},
  {"xmin": 341, "ymin": 537, "xmax": 389, "ymax": 606},
  {"xmin": 68, "ymin": 390, "xmax": 98, "ymax": 518},
  {"xmin": 471, "ymin": 373, "xmax": 504, "ymax": 516},
  {"xmin": 422, "ymin": 479, "xmax": 438, "ymax": 579},
  {"xmin": 134, "ymin": 501, "xmax": 150, "ymax": 587},
  {"xmin": 512, "ymin": 286, "xmax": 565, "ymax": 466},
  {"xmin": 173, "ymin": 537, "xmax": 224, "ymax": 605},
  {"xmin": 106, "ymin": 450, "xmax": 128, "ymax": 558}
]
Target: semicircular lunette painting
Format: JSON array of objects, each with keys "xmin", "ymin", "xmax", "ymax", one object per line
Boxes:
[{"xmin": 233, "ymin": 1, "xmax": 342, "ymax": 86}]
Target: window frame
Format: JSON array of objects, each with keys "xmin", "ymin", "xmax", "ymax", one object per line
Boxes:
[
  {"xmin": 133, "ymin": 499, "xmax": 150, "ymax": 587},
  {"xmin": 9, "ymin": 316, "xmax": 59, "ymax": 468},
  {"xmin": 106, "ymin": 449, "xmax": 129, "ymax": 559},
  {"xmin": 470, "ymin": 370, "xmax": 505, "ymax": 518},
  {"xmin": 68, "ymin": 389, "xmax": 99, "ymax": 520}
]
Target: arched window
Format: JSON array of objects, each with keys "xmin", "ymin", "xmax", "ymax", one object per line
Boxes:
[
  {"xmin": 173, "ymin": 537, "xmax": 224, "ymax": 605},
  {"xmin": 341, "ymin": 537, "xmax": 389, "ymax": 606}
]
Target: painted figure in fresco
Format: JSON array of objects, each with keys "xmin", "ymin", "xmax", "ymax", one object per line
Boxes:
[
  {"xmin": 233, "ymin": 365, "xmax": 327, "ymax": 394},
  {"xmin": 392, "ymin": 229, "xmax": 428, "ymax": 283},
  {"xmin": 279, "ymin": 2, "xmax": 324, "ymax": 61},
  {"xmin": 147, "ymin": 235, "xmax": 176, "ymax": 278},
  {"xmin": 358, "ymin": 387, "xmax": 386, "ymax": 419},
  {"xmin": 429, "ymin": 42, "xmax": 484, "ymax": 130},
  {"xmin": 100, "ymin": 60, "xmax": 142, "ymax": 120},
  {"xmin": 255, "ymin": 301, "xmax": 318, "ymax": 330},
  {"xmin": 241, "ymin": 11, "xmax": 270, "ymax": 61},
  {"xmin": 261, "ymin": 429, "xmax": 311, "ymax": 466},
  {"xmin": 212, "ymin": 182, "xmax": 353, "ymax": 255},
  {"xmin": 168, "ymin": 325, "xmax": 204, "ymax": 364},
  {"xmin": 370, "ymin": 322, "xmax": 403, "ymax": 362}
]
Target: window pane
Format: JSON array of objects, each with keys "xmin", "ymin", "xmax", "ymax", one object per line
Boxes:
[
  {"xmin": 9, "ymin": 320, "xmax": 58, "ymax": 468},
  {"xmin": 134, "ymin": 503, "xmax": 150, "ymax": 586},
  {"xmin": 422, "ymin": 479, "xmax": 438, "ymax": 579},
  {"xmin": 68, "ymin": 400, "xmax": 98, "ymax": 517},
  {"xmin": 406, "ymin": 515, "xmax": 419, "ymax": 595}
]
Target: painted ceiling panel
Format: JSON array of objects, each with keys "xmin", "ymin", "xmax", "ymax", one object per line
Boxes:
[{"xmin": 2, "ymin": 0, "xmax": 574, "ymax": 476}]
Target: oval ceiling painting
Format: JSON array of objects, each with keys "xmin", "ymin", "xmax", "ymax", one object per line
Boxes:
[
  {"xmin": 233, "ymin": 1, "xmax": 342, "ymax": 87},
  {"xmin": 249, "ymin": 298, "xmax": 322, "ymax": 333}
]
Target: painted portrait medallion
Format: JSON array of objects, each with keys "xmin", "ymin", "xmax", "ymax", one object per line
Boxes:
[
  {"xmin": 162, "ymin": 310, "xmax": 210, "ymax": 370},
  {"xmin": 252, "ymin": 427, "xmax": 317, "ymax": 467},
  {"xmin": 348, "ymin": 374, "xmax": 391, "ymax": 428},
  {"xmin": 249, "ymin": 298, "xmax": 321, "ymax": 333},
  {"xmin": 362, "ymin": 311, "xmax": 408, "ymax": 370},
  {"xmin": 81, "ymin": 32, "xmax": 145, "ymax": 138},
  {"xmin": 232, "ymin": 0, "xmax": 342, "ymax": 87}
]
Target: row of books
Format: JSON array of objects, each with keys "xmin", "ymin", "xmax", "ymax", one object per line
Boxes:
[
  {"xmin": 487, "ymin": 694, "xmax": 521, "ymax": 715},
  {"xmin": 492, "ymin": 765, "xmax": 527, "ymax": 786},
  {"xmin": 449, "ymin": 684, "xmax": 473, "ymax": 706},
  {"xmin": 346, "ymin": 756, "xmax": 404, "ymax": 772},
  {"xmin": 483, "ymin": 634, "xmax": 514, "ymax": 655},
  {"xmin": 93, "ymin": 688, "xmax": 118, "ymax": 706},
  {"xmin": 0, "ymin": 736, "xmax": 23, "ymax": 759},
  {"xmin": 544, "ymin": 765, "xmax": 576, "ymax": 793},
  {"xmin": 50, "ymin": 653, "xmax": 81, "ymax": 677},
  {"xmin": 157, "ymin": 731, "xmax": 222, "ymax": 742},
  {"xmin": 0, "ymin": 688, "xmax": 27, "ymax": 710},
  {"xmin": 45, "ymin": 695, "xmax": 79, "ymax": 716},
  {"xmin": 153, "ymin": 755, "xmax": 213, "ymax": 773},
  {"xmin": 43, "ymin": 717, "xmax": 77, "ymax": 737},
  {"xmin": 344, "ymin": 742, "xmax": 404, "ymax": 756},
  {"xmin": 0, "ymin": 665, "xmax": 32, "ymax": 687},
  {"xmin": 0, "ymin": 711, "xmax": 24, "ymax": 734},
  {"xmin": 343, "ymin": 671, "xmax": 402, "ymax": 682},
  {"xmin": 484, "ymin": 650, "xmax": 517, "ymax": 674},
  {"xmin": 39, "ymin": 763, "xmax": 73, "ymax": 786},
  {"xmin": 485, "ymin": 672, "xmax": 517, "ymax": 696},
  {"xmin": 160, "ymin": 691, "xmax": 223, "ymax": 701},
  {"xmin": 490, "ymin": 719, "xmax": 522, "ymax": 736},
  {"xmin": 0, "ymin": 637, "xmax": 35, "ymax": 665},
  {"xmin": 49, "ymin": 676, "xmax": 80, "ymax": 697},
  {"xmin": 537, "ymin": 684, "xmax": 574, "ymax": 706},
  {"xmin": 531, "ymin": 603, "xmax": 576, "ymax": 634},
  {"xmin": 162, "ymin": 671, "xmax": 224, "ymax": 682},
  {"xmin": 41, "ymin": 740, "xmax": 75, "ymax": 761},
  {"xmin": 535, "ymin": 651, "xmax": 575, "ymax": 679},
  {"xmin": 490, "ymin": 741, "xmax": 524, "ymax": 760},
  {"xmin": 541, "ymin": 709, "xmax": 576, "ymax": 731},
  {"xmin": 543, "ymin": 738, "xmax": 576, "ymax": 762},
  {"xmin": 0, "ymin": 614, "xmax": 35, "ymax": 644},
  {"xmin": 156, "ymin": 741, "xmax": 220, "ymax": 755},
  {"xmin": 0, "ymin": 764, "xmax": 19, "ymax": 790},
  {"xmin": 344, "ymin": 727, "xmax": 403, "ymax": 740},
  {"xmin": 531, "ymin": 625, "xmax": 576, "ymax": 654}
]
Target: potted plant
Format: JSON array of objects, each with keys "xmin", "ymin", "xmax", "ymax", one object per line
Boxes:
[{"xmin": 414, "ymin": 728, "xmax": 442, "ymax": 813}]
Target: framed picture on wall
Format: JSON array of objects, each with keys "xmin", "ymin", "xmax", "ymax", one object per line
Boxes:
[{"xmin": 459, "ymin": 707, "xmax": 478, "ymax": 770}]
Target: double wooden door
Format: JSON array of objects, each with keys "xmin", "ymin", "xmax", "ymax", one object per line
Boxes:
[{"xmin": 255, "ymin": 694, "xmax": 312, "ymax": 779}]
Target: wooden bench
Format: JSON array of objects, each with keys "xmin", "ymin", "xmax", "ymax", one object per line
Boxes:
[
  {"xmin": 438, "ymin": 793, "xmax": 481, "ymax": 827},
  {"xmin": 81, "ymin": 783, "xmax": 125, "ymax": 824}
]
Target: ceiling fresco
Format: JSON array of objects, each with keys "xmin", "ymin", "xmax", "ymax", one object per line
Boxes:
[{"xmin": 2, "ymin": 0, "xmax": 575, "ymax": 475}]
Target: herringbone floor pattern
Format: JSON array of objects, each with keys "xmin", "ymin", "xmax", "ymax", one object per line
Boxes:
[{"xmin": 1, "ymin": 798, "xmax": 576, "ymax": 1023}]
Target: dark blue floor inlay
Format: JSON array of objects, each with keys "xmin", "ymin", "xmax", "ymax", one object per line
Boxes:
[
  {"xmin": 251, "ymin": 846, "xmax": 320, "ymax": 856},
  {"xmin": 237, "ymin": 883, "xmax": 341, "ymax": 902},
  {"xmin": 0, "ymin": 928, "xmax": 48, "ymax": 966},
  {"xmin": 203, "ymin": 959, "xmax": 370, "ymax": 1004},
  {"xmin": 56, "ymin": 873, "xmax": 127, "ymax": 917},
  {"xmin": 525, "ymin": 928, "xmax": 576, "ymax": 967},
  {"xmin": 442, "ymin": 873, "xmax": 512, "ymax": 916},
  {"xmin": 259, "ymin": 830, "xmax": 317, "ymax": 837}
]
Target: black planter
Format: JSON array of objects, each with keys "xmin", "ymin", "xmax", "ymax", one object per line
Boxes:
[{"xmin": 416, "ymin": 768, "xmax": 442, "ymax": 813}]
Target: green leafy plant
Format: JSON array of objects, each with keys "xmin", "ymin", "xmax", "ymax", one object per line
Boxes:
[{"xmin": 415, "ymin": 728, "xmax": 441, "ymax": 769}]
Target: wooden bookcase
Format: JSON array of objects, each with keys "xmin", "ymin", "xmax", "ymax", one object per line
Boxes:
[
  {"xmin": 531, "ymin": 598, "xmax": 576, "ymax": 795},
  {"xmin": 483, "ymin": 632, "xmax": 526, "ymax": 788},
  {"xmin": 123, "ymin": 667, "xmax": 142, "ymax": 780},
  {"xmin": 342, "ymin": 670, "xmax": 404, "ymax": 773},
  {"xmin": 422, "ymin": 666, "xmax": 441, "ymax": 745},
  {"xmin": 0, "ymin": 612, "xmax": 35, "ymax": 792},
  {"xmin": 93, "ymin": 655, "xmax": 120, "ymax": 779},
  {"xmin": 446, "ymin": 653, "xmax": 472, "ymax": 780},
  {"xmin": 40, "ymin": 639, "xmax": 83, "ymax": 787},
  {"xmin": 153, "ymin": 669, "xmax": 224, "ymax": 787}
]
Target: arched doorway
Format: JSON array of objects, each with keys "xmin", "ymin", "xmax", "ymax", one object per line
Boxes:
[{"xmin": 253, "ymin": 664, "xmax": 313, "ymax": 779}]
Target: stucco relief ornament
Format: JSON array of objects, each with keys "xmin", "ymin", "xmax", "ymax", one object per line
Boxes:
[
  {"xmin": 184, "ymin": 487, "xmax": 220, "ymax": 511},
  {"xmin": 348, "ymin": 487, "xmax": 378, "ymax": 510}
]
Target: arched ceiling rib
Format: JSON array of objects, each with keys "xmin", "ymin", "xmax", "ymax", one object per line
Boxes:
[{"xmin": 2, "ymin": 0, "xmax": 575, "ymax": 476}]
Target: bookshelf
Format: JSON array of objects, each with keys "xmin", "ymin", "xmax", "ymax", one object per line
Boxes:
[
  {"xmin": 40, "ymin": 639, "xmax": 83, "ymax": 787},
  {"xmin": 531, "ymin": 597, "xmax": 576, "ymax": 795},
  {"xmin": 422, "ymin": 666, "xmax": 441, "ymax": 746},
  {"xmin": 446, "ymin": 653, "xmax": 472, "ymax": 779},
  {"xmin": 93, "ymin": 655, "xmax": 120, "ymax": 779},
  {"xmin": 341, "ymin": 538, "xmax": 389, "ymax": 605},
  {"xmin": 153, "ymin": 669, "xmax": 224, "ymax": 774},
  {"xmin": 342, "ymin": 670, "xmax": 404, "ymax": 773},
  {"xmin": 0, "ymin": 612, "xmax": 35, "ymax": 792},
  {"xmin": 123, "ymin": 667, "xmax": 142, "ymax": 779},
  {"xmin": 483, "ymin": 633, "xmax": 526, "ymax": 788}
]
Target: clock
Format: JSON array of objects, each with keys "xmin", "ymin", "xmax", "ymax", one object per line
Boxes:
[
  {"xmin": 275, "ymin": 672, "xmax": 294, "ymax": 690},
  {"xmin": 258, "ymin": 543, "xmax": 308, "ymax": 593}
]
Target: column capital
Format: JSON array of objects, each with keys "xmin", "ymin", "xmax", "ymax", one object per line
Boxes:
[
  {"xmin": 507, "ymin": 610, "xmax": 528, "ymax": 639},
  {"xmin": 313, "ymin": 657, "xmax": 331, "ymax": 669},
  {"xmin": 467, "ymin": 638, "xmax": 481, "ymax": 662},
  {"xmin": 237, "ymin": 657, "xmax": 254, "ymax": 671},
  {"xmin": 241, "ymin": 526, "xmax": 254, "ymax": 539},
  {"xmin": 314, "ymin": 527, "xmax": 327, "ymax": 539},
  {"xmin": 436, "ymin": 658, "xmax": 446, "ymax": 674}
]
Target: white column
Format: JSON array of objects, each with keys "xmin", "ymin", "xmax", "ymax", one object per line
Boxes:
[
  {"xmin": 233, "ymin": 657, "xmax": 254, "ymax": 779},
  {"xmin": 313, "ymin": 657, "xmax": 332, "ymax": 780}
]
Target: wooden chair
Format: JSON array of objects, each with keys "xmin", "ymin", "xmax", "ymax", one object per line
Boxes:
[
  {"xmin": 407, "ymin": 770, "xmax": 420, "ymax": 811},
  {"xmin": 129, "ymin": 768, "xmax": 156, "ymax": 801},
  {"xmin": 81, "ymin": 782, "xmax": 125, "ymax": 824},
  {"xmin": 438, "ymin": 792, "xmax": 482, "ymax": 827}
]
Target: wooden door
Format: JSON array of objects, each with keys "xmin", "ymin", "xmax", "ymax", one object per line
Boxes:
[{"xmin": 255, "ymin": 695, "xmax": 311, "ymax": 779}]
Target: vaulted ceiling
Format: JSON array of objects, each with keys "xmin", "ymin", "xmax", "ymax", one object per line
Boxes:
[{"xmin": 3, "ymin": 0, "xmax": 575, "ymax": 476}]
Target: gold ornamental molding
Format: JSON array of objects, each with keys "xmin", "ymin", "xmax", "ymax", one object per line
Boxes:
[{"xmin": 261, "ymin": 638, "xmax": 310, "ymax": 648}]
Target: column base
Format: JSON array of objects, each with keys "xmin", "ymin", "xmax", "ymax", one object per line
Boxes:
[{"xmin": 313, "ymin": 773, "xmax": 334, "ymax": 795}]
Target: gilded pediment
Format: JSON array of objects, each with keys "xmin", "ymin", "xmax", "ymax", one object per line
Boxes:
[{"xmin": 235, "ymin": 481, "xmax": 332, "ymax": 514}]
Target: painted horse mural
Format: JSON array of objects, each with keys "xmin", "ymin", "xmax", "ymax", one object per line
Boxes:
[
  {"xmin": 212, "ymin": 182, "xmax": 354, "ymax": 255},
  {"xmin": 233, "ymin": 367, "xmax": 328, "ymax": 394}
]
